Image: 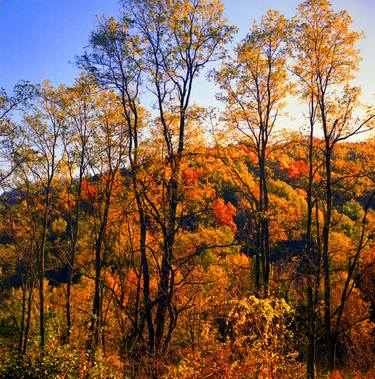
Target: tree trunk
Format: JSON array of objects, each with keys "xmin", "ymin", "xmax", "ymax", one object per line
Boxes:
[
  {"xmin": 139, "ymin": 214, "xmax": 154, "ymax": 352},
  {"xmin": 323, "ymin": 144, "xmax": 334, "ymax": 371},
  {"xmin": 22, "ymin": 279, "xmax": 33, "ymax": 355},
  {"xmin": 259, "ymin": 148, "xmax": 270, "ymax": 297},
  {"xmin": 88, "ymin": 188, "xmax": 112, "ymax": 355},
  {"xmin": 89, "ymin": 229, "xmax": 104, "ymax": 353},
  {"xmin": 306, "ymin": 101, "xmax": 317, "ymax": 379},
  {"xmin": 38, "ymin": 186, "xmax": 51, "ymax": 349},
  {"xmin": 19, "ymin": 279, "xmax": 26, "ymax": 355},
  {"xmin": 66, "ymin": 165, "xmax": 84, "ymax": 341},
  {"xmin": 307, "ymin": 285, "xmax": 316, "ymax": 379}
]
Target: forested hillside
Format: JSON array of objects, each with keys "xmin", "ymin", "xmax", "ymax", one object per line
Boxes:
[{"xmin": 0, "ymin": 0, "xmax": 374, "ymax": 378}]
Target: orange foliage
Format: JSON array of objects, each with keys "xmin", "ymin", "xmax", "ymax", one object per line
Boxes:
[
  {"xmin": 56, "ymin": 189, "xmax": 75, "ymax": 212},
  {"xmin": 182, "ymin": 167, "xmax": 206, "ymax": 182}
]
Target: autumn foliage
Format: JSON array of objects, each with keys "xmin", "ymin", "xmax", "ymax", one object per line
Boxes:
[{"xmin": 0, "ymin": 0, "xmax": 374, "ymax": 378}]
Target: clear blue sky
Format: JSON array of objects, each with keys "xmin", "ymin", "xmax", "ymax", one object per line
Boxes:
[{"xmin": 0, "ymin": 0, "xmax": 374, "ymax": 111}]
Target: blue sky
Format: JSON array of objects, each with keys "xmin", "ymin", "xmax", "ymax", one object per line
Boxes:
[
  {"xmin": 0, "ymin": 0, "xmax": 119, "ymax": 91},
  {"xmin": 0, "ymin": 0, "xmax": 374, "ymax": 117}
]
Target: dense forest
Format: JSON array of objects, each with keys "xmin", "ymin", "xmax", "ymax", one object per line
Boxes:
[{"xmin": 0, "ymin": 0, "xmax": 374, "ymax": 378}]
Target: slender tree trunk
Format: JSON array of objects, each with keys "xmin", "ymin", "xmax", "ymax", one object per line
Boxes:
[
  {"xmin": 155, "ymin": 161, "xmax": 180, "ymax": 352},
  {"xmin": 22, "ymin": 279, "xmax": 33, "ymax": 355},
  {"xmin": 259, "ymin": 147, "xmax": 270, "ymax": 297},
  {"xmin": 38, "ymin": 186, "xmax": 51, "ymax": 349},
  {"xmin": 66, "ymin": 169, "xmax": 83, "ymax": 341},
  {"xmin": 263, "ymin": 174, "xmax": 270, "ymax": 296},
  {"xmin": 307, "ymin": 286, "xmax": 315, "ymax": 378},
  {"xmin": 323, "ymin": 142, "xmax": 334, "ymax": 371},
  {"xmin": 90, "ymin": 226, "xmax": 104, "ymax": 352},
  {"xmin": 139, "ymin": 213, "xmax": 154, "ymax": 351},
  {"xmin": 254, "ymin": 223, "xmax": 261, "ymax": 297},
  {"xmin": 19, "ymin": 279, "xmax": 26, "ymax": 355},
  {"xmin": 306, "ymin": 99, "xmax": 316, "ymax": 379},
  {"xmin": 155, "ymin": 237, "xmax": 171, "ymax": 352},
  {"xmin": 88, "ymin": 180, "xmax": 112, "ymax": 356},
  {"xmin": 131, "ymin": 164, "xmax": 154, "ymax": 351},
  {"xmin": 66, "ymin": 242, "xmax": 77, "ymax": 342},
  {"xmin": 66, "ymin": 234, "xmax": 79, "ymax": 341}
]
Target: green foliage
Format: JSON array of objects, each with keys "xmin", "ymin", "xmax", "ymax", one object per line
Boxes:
[
  {"xmin": 50, "ymin": 217, "xmax": 67, "ymax": 236},
  {"xmin": 343, "ymin": 199, "xmax": 363, "ymax": 221},
  {"xmin": 0, "ymin": 346, "xmax": 80, "ymax": 379},
  {"xmin": 269, "ymin": 179, "xmax": 296, "ymax": 200},
  {"xmin": 0, "ymin": 315, "xmax": 19, "ymax": 340}
]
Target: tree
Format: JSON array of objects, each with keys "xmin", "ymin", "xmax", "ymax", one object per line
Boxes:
[
  {"xmin": 84, "ymin": 91, "xmax": 128, "ymax": 355},
  {"xmin": 0, "ymin": 193, "xmax": 36, "ymax": 356},
  {"xmin": 215, "ymin": 10, "xmax": 291, "ymax": 297},
  {"xmin": 292, "ymin": 0, "xmax": 374, "ymax": 372},
  {"xmin": 79, "ymin": 16, "xmax": 153, "ymax": 352},
  {"xmin": 126, "ymin": 0, "xmax": 234, "ymax": 353},
  {"xmin": 82, "ymin": 0, "xmax": 234, "ymax": 354},
  {"xmin": 0, "ymin": 83, "xmax": 36, "ymax": 184},
  {"xmin": 21, "ymin": 82, "xmax": 65, "ymax": 349},
  {"xmin": 60, "ymin": 77, "xmax": 98, "ymax": 341}
]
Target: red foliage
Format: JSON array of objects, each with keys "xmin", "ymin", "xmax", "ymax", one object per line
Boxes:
[
  {"xmin": 288, "ymin": 160, "xmax": 309, "ymax": 179},
  {"xmin": 213, "ymin": 198, "xmax": 237, "ymax": 231},
  {"xmin": 239, "ymin": 145, "xmax": 258, "ymax": 165},
  {"xmin": 81, "ymin": 178, "xmax": 96, "ymax": 201},
  {"xmin": 183, "ymin": 167, "xmax": 206, "ymax": 182}
]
